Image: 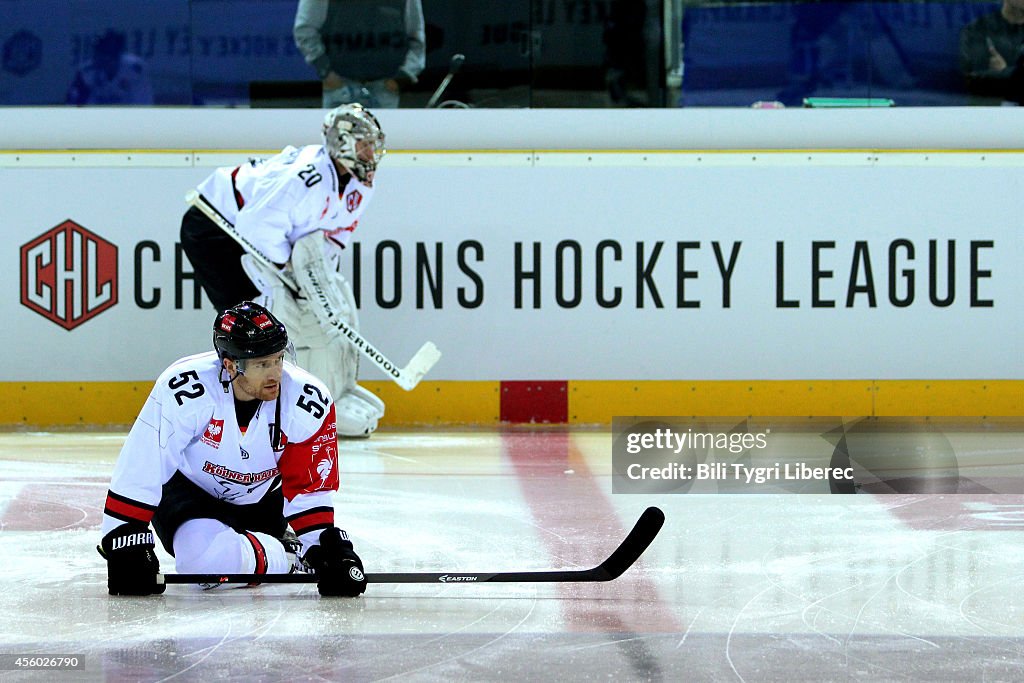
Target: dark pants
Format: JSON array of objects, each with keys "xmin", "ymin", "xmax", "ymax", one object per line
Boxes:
[
  {"xmin": 179, "ymin": 205, "xmax": 259, "ymax": 313},
  {"xmin": 152, "ymin": 471, "xmax": 286, "ymax": 556}
]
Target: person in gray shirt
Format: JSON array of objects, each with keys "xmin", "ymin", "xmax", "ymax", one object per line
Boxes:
[{"xmin": 294, "ymin": 0, "xmax": 425, "ymax": 108}]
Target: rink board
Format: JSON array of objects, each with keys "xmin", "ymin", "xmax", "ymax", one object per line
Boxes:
[
  {"xmin": 1, "ymin": 379, "xmax": 1021, "ymax": 427},
  {"xmin": 1, "ymin": 146, "xmax": 1022, "ymax": 425}
]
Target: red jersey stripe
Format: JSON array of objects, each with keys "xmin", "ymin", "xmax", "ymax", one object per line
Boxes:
[
  {"xmin": 104, "ymin": 493, "xmax": 155, "ymax": 523},
  {"xmin": 290, "ymin": 510, "xmax": 334, "ymax": 536}
]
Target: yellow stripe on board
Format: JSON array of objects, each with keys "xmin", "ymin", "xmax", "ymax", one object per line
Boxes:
[
  {"xmin": 569, "ymin": 380, "xmax": 876, "ymax": 422},
  {"xmin": 1, "ymin": 382, "xmax": 153, "ymax": 426},
  {"xmin": 872, "ymin": 380, "xmax": 1024, "ymax": 417},
  {"xmin": 569, "ymin": 380, "xmax": 1023, "ymax": 422},
  {"xmin": 365, "ymin": 381, "xmax": 501, "ymax": 425},
  {"xmin": 0, "ymin": 381, "xmax": 503, "ymax": 428},
  {"xmin": 0, "ymin": 380, "xmax": 1018, "ymax": 428}
]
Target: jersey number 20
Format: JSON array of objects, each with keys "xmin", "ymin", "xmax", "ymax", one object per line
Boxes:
[{"xmin": 298, "ymin": 164, "xmax": 322, "ymax": 188}]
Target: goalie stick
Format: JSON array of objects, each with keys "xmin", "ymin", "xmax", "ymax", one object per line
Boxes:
[
  {"xmin": 185, "ymin": 190, "xmax": 441, "ymax": 391},
  {"xmin": 159, "ymin": 506, "xmax": 665, "ymax": 587}
]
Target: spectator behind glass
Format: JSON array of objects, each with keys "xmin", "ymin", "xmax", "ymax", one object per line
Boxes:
[
  {"xmin": 960, "ymin": 0, "xmax": 1024, "ymax": 103},
  {"xmin": 294, "ymin": 0, "xmax": 425, "ymax": 108},
  {"xmin": 603, "ymin": 0, "xmax": 647, "ymax": 107},
  {"xmin": 66, "ymin": 29, "xmax": 154, "ymax": 105}
]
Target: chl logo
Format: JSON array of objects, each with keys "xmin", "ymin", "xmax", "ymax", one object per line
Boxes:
[{"xmin": 20, "ymin": 220, "xmax": 118, "ymax": 330}]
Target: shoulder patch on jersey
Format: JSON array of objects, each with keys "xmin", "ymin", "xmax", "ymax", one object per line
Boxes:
[
  {"xmin": 345, "ymin": 189, "xmax": 363, "ymax": 213},
  {"xmin": 201, "ymin": 418, "xmax": 225, "ymax": 448},
  {"xmin": 315, "ymin": 447, "xmax": 336, "ymax": 487}
]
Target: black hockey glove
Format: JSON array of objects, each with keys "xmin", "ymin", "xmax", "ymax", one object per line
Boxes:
[
  {"xmin": 302, "ymin": 527, "xmax": 366, "ymax": 597},
  {"xmin": 98, "ymin": 523, "xmax": 166, "ymax": 596}
]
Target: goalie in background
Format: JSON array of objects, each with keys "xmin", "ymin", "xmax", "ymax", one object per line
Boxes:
[
  {"xmin": 180, "ymin": 103, "xmax": 386, "ymax": 438},
  {"xmin": 98, "ymin": 301, "xmax": 366, "ymax": 597}
]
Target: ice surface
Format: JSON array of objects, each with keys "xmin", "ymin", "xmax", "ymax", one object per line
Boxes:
[{"xmin": 1, "ymin": 429, "xmax": 1023, "ymax": 681}]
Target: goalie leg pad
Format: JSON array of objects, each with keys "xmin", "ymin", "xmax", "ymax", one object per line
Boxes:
[
  {"xmin": 245, "ymin": 254, "xmax": 360, "ymax": 419},
  {"xmin": 335, "ymin": 388, "xmax": 385, "ymax": 437},
  {"xmin": 289, "ymin": 234, "xmax": 386, "ymax": 436},
  {"xmin": 298, "ymin": 340, "xmax": 382, "ymax": 437},
  {"xmin": 292, "ymin": 330, "xmax": 357, "ymax": 402},
  {"xmin": 348, "ymin": 384, "xmax": 385, "ymax": 415}
]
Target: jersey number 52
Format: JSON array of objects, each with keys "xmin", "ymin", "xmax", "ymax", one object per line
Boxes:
[
  {"xmin": 296, "ymin": 383, "xmax": 329, "ymax": 419},
  {"xmin": 169, "ymin": 370, "xmax": 206, "ymax": 406}
]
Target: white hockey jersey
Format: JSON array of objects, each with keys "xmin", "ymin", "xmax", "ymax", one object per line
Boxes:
[
  {"xmin": 195, "ymin": 145, "xmax": 374, "ymax": 264},
  {"xmin": 101, "ymin": 352, "xmax": 340, "ymax": 549}
]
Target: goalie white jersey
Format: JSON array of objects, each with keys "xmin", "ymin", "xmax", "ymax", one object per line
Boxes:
[
  {"xmin": 195, "ymin": 144, "xmax": 374, "ymax": 264},
  {"xmin": 101, "ymin": 352, "xmax": 341, "ymax": 548}
]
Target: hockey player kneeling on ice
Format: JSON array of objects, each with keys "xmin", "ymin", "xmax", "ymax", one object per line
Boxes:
[
  {"xmin": 97, "ymin": 301, "xmax": 366, "ymax": 597},
  {"xmin": 179, "ymin": 103, "xmax": 387, "ymax": 437}
]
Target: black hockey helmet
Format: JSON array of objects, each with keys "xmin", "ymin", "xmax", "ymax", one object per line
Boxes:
[{"xmin": 213, "ymin": 301, "xmax": 289, "ymax": 362}]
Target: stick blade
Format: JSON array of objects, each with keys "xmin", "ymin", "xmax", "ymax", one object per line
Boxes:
[
  {"xmin": 396, "ymin": 342, "xmax": 442, "ymax": 390},
  {"xmin": 595, "ymin": 506, "xmax": 665, "ymax": 581}
]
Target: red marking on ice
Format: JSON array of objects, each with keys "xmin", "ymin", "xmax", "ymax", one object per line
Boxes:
[
  {"xmin": 1, "ymin": 483, "xmax": 105, "ymax": 531},
  {"xmin": 502, "ymin": 431, "xmax": 681, "ymax": 633}
]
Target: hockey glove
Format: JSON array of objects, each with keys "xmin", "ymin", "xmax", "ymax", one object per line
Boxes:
[
  {"xmin": 98, "ymin": 523, "xmax": 166, "ymax": 596},
  {"xmin": 302, "ymin": 527, "xmax": 366, "ymax": 597}
]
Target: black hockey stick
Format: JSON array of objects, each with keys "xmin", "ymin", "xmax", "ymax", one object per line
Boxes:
[{"xmin": 159, "ymin": 506, "xmax": 664, "ymax": 587}]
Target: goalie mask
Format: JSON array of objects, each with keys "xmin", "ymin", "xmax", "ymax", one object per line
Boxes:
[
  {"xmin": 322, "ymin": 103, "xmax": 385, "ymax": 186},
  {"xmin": 213, "ymin": 301, "xmax": 291, "ymax": 370}
]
